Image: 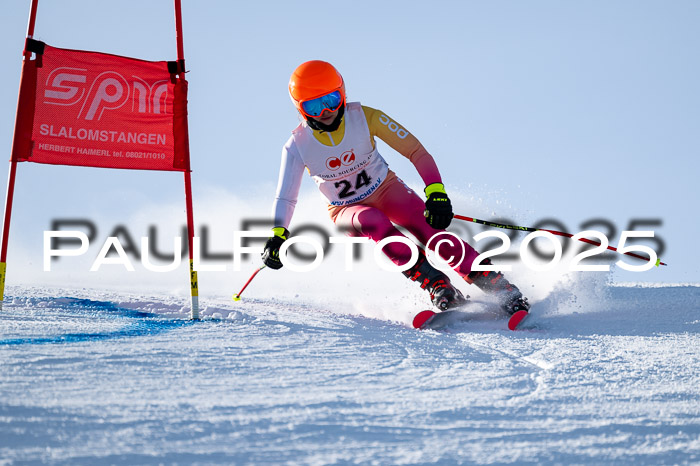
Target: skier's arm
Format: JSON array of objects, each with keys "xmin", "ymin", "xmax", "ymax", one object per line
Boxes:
[
  {"xmin": 362, "ymin": 105, "xmax": 442, "ymax": 186},
  {"xmin": 272, "ymin": 138, "xmax": 305, "ymax": 229},
  {"xmin": 363, "ymin": 105, "xmax": 453, "ymax": 229},
  {"xmin": 264, "ymin": 140, "xmax": 305, "ymax": 269}
]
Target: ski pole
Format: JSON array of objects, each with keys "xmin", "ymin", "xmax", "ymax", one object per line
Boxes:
[
  {"xmin": 453, "ymin": 214, "xmax": 667, "ymax": 266},
  {"xmin": 233, "ymin": 265, "xmax": 266, "ymax": 301}
]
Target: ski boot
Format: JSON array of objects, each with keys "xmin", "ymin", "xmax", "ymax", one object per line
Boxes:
[
  {"xmin": 466, "ymin": 260, "xmax": 530, "ymax": 316},
  {"xmin": 403, "ymin": 253, "xmax": 468, "ymax": 311}
]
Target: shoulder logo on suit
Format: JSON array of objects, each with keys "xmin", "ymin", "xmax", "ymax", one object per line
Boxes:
[{"xmin": 379, "ymin": 114, "xmax": 408, "ymax": 139}]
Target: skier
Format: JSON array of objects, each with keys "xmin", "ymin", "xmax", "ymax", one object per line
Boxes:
[{"xmin": 262, "ymin": 60, "xmax": 529, "ymax": 315}]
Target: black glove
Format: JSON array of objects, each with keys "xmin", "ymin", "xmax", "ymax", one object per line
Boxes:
[
  {"xmin": 424, "ymin": 183, "xmax": 453, "ymax": 229},
  {"xmin": 261, "ymin": 227, "xmax": 290, "ymax": 270}
]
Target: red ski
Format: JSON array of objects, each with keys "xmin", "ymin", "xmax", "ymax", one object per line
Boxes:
[
  {"xmin": 412, "ymin": 309, "xmax": 468, "ymax": 330},
  {"xmin": 412, "ymin": 310, "xmax": 439, "ymax": 329},
  {"xmin": 412, "ymin": 308, "xmax": 531, "ymax": 331},
  {"xmin": 507, "ymin": 310, "xmax": 530, "ymax": 331}
]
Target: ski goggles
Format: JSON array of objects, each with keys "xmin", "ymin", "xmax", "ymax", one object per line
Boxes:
[{"xmin": 300, "ymin": 90, "xmax": 344, "ymax": 117}]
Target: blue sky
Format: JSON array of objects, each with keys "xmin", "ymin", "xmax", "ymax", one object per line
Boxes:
[{"xmin": 1, "ymin": 0, "xmax": 698, "ymax": 290}]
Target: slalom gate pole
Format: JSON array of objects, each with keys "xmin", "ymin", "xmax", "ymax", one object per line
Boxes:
[
  {"xmin": 453, "ymin": 214, "xmax": 667, "ymax": 266},
  {"xmin": 233, "ymin": 265, "xmax": 266, "ymax": 301},
  {"xmin": 174, "ymin": 0, "xmax": 199, "ymax": 319},
  {"xmin": 0, "ymin": 0, "xmax": 40, "ymax": 306}
]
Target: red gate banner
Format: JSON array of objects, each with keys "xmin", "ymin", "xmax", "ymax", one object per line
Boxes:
[{"xmin": 11, "ymin": 41, "xmax": 189, "ymax": 171}]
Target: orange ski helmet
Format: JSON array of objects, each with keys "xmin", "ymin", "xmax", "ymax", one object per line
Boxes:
[{"xmin": 289, "ymin": 60, "xmax": 346, "ymax": 116}]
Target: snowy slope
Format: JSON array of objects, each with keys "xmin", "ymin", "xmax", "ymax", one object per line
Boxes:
[{"xmin": 1, "ymin": 279, "xmax": 699, "ymax": 465}]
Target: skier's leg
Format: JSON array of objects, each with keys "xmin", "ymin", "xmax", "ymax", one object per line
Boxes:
[
  {"xmin": 334, "ymin": 204, "xmax": 465, "ymax": 310},
  {"xmin": 334, "ymin": 204, "xmax": 415, "ymax": 267},
  {"xmin": 465, "ymin": 260, "xmax": 530, "ymax": 315},
  {"xmin": 401, "ymin": 251, "xmax": 468, "ymax": 310},
  {"xmin": 371, "ymin": 176, "xmax": 529, "ymax": 315},
  {"xmin": 371, "ymin": 176, "xmax": 478, "ymax": 277}
]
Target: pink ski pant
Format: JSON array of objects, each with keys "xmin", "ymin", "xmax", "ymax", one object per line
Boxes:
[{"xmin": 330, "ymin": 173, "xmax": 480, "ymax": 278}]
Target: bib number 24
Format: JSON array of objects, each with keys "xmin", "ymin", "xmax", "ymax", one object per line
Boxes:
[{"xmin": 335, "ymin": 170, "xmax": 372, "ymax": 199}]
